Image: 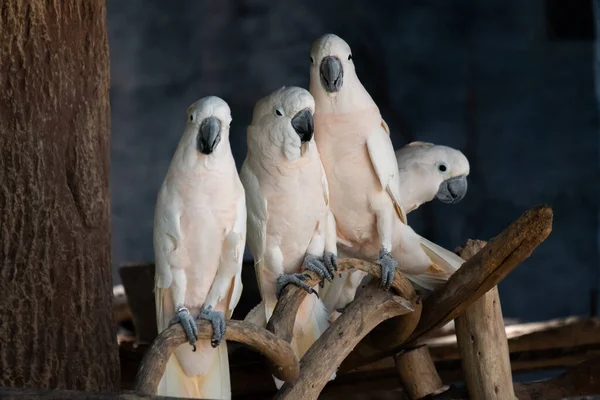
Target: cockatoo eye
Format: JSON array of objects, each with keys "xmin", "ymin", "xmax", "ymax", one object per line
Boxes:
[
  {"xmin": 437, "ymin": 162, "xmax": 449, "ymax": 173},
  {"xmin": 310, "ymin": 56, "xmax": 315, "ymax": 64},
  {"xmin": 275, "ymin": 108, "xmax": 285, "ymax": 117},
  {"xmin": 189, "ymin": 115, "xmax": 194, "ymax": 121},
  {"xmin": 348, "ymin": 54, "xmax": 353, "ymax": 60}
]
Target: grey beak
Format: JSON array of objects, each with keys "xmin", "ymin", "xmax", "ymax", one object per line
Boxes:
[
  {"xmin": 436, "ymin": 175, "xmax": 468, "ymax": 204},
  {"xmin": 291, "ymin": 108, "xmax": 314, "ymax": 143},
  {"xmin": 320, "ymin": 56, "xmax": 343, "ymax": 93},
  {"xmin": 197, "ymin": 116, "xmax": 221, "ymax": 155}
]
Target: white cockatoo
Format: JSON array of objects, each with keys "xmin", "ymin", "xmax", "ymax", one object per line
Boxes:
[
  {"xmin": 153, "ymin": 96, "xmax": 246, "ymax": 399},
  {"xmin": 309, "ymin": 33, "xmax": 465, "ymax": 303},
  {"xmin": 241, "ymin": 86, "xmax": 337, "ymax": 387},
  {"xmin": 321, "ymin": 141, "xmax": 470, "ymax": 317}
]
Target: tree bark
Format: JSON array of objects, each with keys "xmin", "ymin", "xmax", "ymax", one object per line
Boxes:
[{"xmin": 0, "ymin": 1, "xmax": 119, "ymax": 391}]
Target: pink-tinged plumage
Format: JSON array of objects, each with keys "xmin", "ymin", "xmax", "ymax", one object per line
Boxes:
[
  {"xmin": 154, "ymin": 96, "xmax": 245, "ymax": 399},
  {"xmin": 242, "ymin": 86, "xmax": 335, "ymax": 388},
  {"xmin": 310, "ymin": 35, "xmax": 466, "ymax": 316}
]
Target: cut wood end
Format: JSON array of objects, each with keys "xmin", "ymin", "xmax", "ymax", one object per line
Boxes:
[{"xmin": 392, "ymin": 295, "xmax": 416, "ymax": 314}]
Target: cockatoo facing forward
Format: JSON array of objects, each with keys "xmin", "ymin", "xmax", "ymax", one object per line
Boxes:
[
  {"xmin": 241, "ymin": 86, "xmax": 337, "ymax": 387},
  {"xmin": 310, "ymin": 33, "xmax": 465, "ymax": 297},
  {"xmin": 321, "ymin": 141, "xmax": 470, "ymax": 316},
  {"xmin": 153, "ymin": 96, "xmax": 246, "ymax": 399}
]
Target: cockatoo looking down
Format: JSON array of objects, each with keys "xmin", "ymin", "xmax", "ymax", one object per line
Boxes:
[
  {"xmin": 321, "ymin": 141, "xmax": 470, "ymax": 316},
  {"xmin": 153, "ymin": 96, "xmax": 246, "ymax": 399},
  {"xmin": 241, "ymin": 86, "xmax": 337, "ymax": 388},
  {"xmin": 309, "ymin": 33, "xmax": 466, "ymax": 298}
]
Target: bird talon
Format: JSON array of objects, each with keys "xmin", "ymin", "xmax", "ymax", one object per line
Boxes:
[
  {"xmin": 376, "ymin": 249, "xmax": 397, "ymax": 291},
  {"xmin": 198, "ymin": 305, "xmax": 226, "ymax": 348},
  {"xmin": 277, "ymin": 272, "xmax": 318, "ymax": 299}
]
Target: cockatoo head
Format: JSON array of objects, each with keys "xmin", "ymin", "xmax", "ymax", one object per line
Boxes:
[
  {"xmin": 310, "ymin": 34, "xmax": 355, "ymax": 94},
  {"xmin": 247, "ymin": 86, "xmax": 315, "ymax": 162},
  {"xmin": 396, "ymin": 142, "xmax": 470, "ymax": 210},
  {"xmin": 184, "ymin": 96, "xmax": 232, "ymax": 156}
]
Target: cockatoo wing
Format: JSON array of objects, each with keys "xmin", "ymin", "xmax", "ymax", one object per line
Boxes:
[
  {"xmin": 366, "ymin": 121, "xmax": 407, "ymax": 224},
  {"xmin": 239, "ymin": 162, "xmax": 269, "ymax": 316}
]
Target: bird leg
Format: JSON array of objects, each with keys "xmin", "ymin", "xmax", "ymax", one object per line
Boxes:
[
  {"xmin": 197, "ymin": 305, "xmax": 226, "ymax": 348},
  {"xmin": 169, "ymin": 305, "xmax": 198, "ymax": 351}
]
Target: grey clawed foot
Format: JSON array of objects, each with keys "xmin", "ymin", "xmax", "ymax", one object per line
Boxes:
[
  {"xmin": 376, "ymin": 248, "xmax": 397, "ymax": 291},
  {"xmin": 302, "ymin": 253, "xmax": 335, "ymax": 287},
  {"xmin": 323, "ymin": 251, "xmax": 338, "ymax": 278},
  {"xmin": 169, "ymin": 306, "xmax": 198, "ymax": 351},
  {"xmin": 276, "ymin": 273, "xmax": 318, "ymax": 299},
  {"xmin": 198, "ymin": 305, "xmax": 226, "ymax": 348}
]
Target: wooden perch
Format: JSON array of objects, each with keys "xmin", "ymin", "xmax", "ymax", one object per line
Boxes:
[
  {"xmin": 266, "ymin": 258, "xmax": 422, "ymax": 380},
  {"xmin": 345, "ymin": 205, "xmax": 553, "ymax": 369},
  {"xmin": 134, "ymin": 320, "xmax": 298, "ymax": 396},
  {"xmin": 394, "ymin": 346, "xmax": 444, "ymax": 399},
  {"xmin": 274, "ymin": 281, "xmax": 419, "ymax": 400},
  {"xmin": 425, "ymin": 356, "xmax": 600, "ymax": 400},
  {"xmin": 454, "ymin": 240, "xmax": 515, "ymax": 400}
]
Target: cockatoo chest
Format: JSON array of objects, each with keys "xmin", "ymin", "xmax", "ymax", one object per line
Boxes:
[
  {"xmin": 314, "ymin": 113, "xmax": 382, "ymax": 245},
  {"xmin": 264, "ymin": 157, "xmax": 327, "ymax": 272}
]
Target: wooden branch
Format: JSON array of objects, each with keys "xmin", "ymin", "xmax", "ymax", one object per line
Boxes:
[
  {"xmin": 425, "ymin": 356, "xmax": 600, "ymax": 400},
  {"xmin": 346, "ymin": 205, "xmax": 553, "ymax": 368},
  {"xmin": 274, "ymin": 281, "xmax": 418, "ymax": 400},
  {"xmin": 454, "ymin": 240, "xmax": 516, "ymax": 400},
  {"xmin": 266, "ymin": 258, "xmax": 421, "ymax": 380},
  {"xmin": 425, "ymin": 316, "xmax": 600, "ymax": 361},
  {"xmin": 394, "ymin": 346, "xmax": 443, "ymax": 399},
  {"xmin": 134, "ymin": 320, "xmax": 298, "ymax": 396}
]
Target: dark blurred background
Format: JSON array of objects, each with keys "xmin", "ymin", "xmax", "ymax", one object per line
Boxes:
[{"xmin": 107, "ymin": 0, "xmax": 600, "ymax": 323}]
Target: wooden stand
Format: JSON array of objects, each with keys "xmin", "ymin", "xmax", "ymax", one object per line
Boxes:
[
  {"xmin": 454, "ymin": 241, "xmax": 516, "ymax": 400},
  {"xmin": 395, "ymin": 346, "xmax": 444, "ymax": 399}
]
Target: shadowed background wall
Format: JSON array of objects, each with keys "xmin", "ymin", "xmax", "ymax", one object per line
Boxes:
[{"xmin": 107, "ymin": 0, "xmax": 599, "ymax": 323}]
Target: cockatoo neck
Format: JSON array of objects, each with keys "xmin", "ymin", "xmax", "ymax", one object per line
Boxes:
[
  {"xmin": 397, "ymin": 170, "xmax": 438, "ymax": 214},
  {"xmin": 173, "ymin": 133, "xmax": 232, "ymax": 174},
  {"xmin": 310, "ymin": 73, "xmax": 375, "ymax": 115}
]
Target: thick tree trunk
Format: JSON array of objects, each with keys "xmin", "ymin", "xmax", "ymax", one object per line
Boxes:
[{"xmin": 0, "ymin": 1, "xmax": 119, "ymax": 391}]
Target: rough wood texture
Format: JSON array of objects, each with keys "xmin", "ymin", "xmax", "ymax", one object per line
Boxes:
[
  {"xmin": 351, "ymin": 206, "xmax": 553, "ymax": 368},
  {"xmin": 0, "ymin": 387, "xmax": 178, "ymax": 400},
  {"xmin": 454, "ymin": 241, "xmax": 516, "ymax": 400},
  {"xmin": 266, "ymin": 258, "xmax": 422, "ymax": 380},
  {"xmin": 134, "ymin": 320, "xmax": 299, "ymax": 396},
  {"xmin": 425, "ymin": 316, "xmax": 600, "ymax": 361},
  {"xmin": 118, "ymin": 316, "xmax": 600, "ymax": 397},
  {"xmin": 0, "ymin": 1, "xmax": 118, "ymax": 391},
  {"xmin": 394, "ymin": 346, "xmax": 443, "ymax": 399},
  {"xmin": 426, "ymin": 356, "xmax": 600, "ymax": 400},
  {"xmin": 274, "ymin": 281, "xmax": 418, "ymax": 400}
]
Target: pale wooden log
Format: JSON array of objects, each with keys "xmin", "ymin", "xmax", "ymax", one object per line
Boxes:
[
  {"xmin": 266, "ymin": 258, "xmax": 421, "ymax": 380},
  {"xmin": 274, "ymin": 281, "xmax": 418, "ymax": 400},
  {"xmin": 394, "ymin": 346, "xmax": 444, "ymax": 399},
  {"xmin": 134, "ymin": 320, "xmax": 298, "ymax": 396},
  {"xmin": 341, "ymin": 205, "xmax": 553, "ymax": 370},
  {"xmin": 454, "ymin": 240, "xmax": 516, "ymax": 400},
  {"xmin": 425, "ymin": 356, "xmax": 600, "ymax": 400}
]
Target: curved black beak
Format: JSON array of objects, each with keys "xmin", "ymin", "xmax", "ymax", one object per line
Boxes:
[
  {"xmin": 197, "ymin": 116, "xmax": 221, "ymax": 155},
  {"xmin": 436, "ymin": 175, "xmax": 468, "ymax": 204},
  {"xmin": 291, "ymin": 108, "xmax": 314, "ymax": 144},
  {"xmin": 320, "ymin": 56, "xmax": 343, "ymax": 93}
]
